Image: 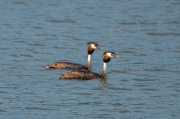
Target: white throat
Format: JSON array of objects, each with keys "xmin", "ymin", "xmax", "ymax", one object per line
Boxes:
[
  {"xmin": 101, "ymin": 62, "xmax": 108, "ymax": 78},
  {"xmin": 86, "ymin": 54, "xmax": 92, "ymax": 71}
]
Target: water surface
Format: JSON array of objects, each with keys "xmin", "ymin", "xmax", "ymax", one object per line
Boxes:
[{"xmin": 0, "ymin": 0, "xmax": 180, "ymax": 118}]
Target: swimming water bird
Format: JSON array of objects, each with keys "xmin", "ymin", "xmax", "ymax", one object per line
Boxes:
[
  {"xmin": 45, "ymin": 42, "xmax": 102, "ymax": 71},
  {"xmin": 60, "ymin": 51, "xmax": 118, "ymax": 80}
]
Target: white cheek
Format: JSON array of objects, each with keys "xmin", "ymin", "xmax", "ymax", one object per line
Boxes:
[
  {"xmin": 107, "ymin": 53, "xmax": 113, "ymax": 57},
  {"xmin": 92, "ymin": 44, "xmax": 96, "ymax": 49}
]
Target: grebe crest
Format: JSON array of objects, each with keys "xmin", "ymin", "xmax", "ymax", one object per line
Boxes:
[
  {"xmin": 87, "ymin": 42, "xmax": 102, "ymax": 55},
  {"xmin": 103, "ymin": 51, "xmax": 118, "ymax": 63}
]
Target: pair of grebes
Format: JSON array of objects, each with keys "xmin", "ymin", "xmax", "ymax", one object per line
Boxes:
[{"xmin": 45, "ymin": 42, "xmax": 118, "ymax": 80}]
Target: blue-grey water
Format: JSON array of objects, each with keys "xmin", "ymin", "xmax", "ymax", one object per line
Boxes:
[{"xmin": 0, "ymin": 0, "xmax": 180, "ymax": 118}]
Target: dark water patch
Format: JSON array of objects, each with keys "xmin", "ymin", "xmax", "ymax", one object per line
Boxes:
[
  {"xmin": 173, "ymin": 83, "xmax": 180, "ymax": 86},
  {"xmin": 28, "ymin": 43, "xmax": 45, "ymax": 46},
  {"xmin": 26, "ymin": 49, "xmax": 38, "ymax": 53},
  {"xmin": 0, "ymin": 91, "xmax": 8, "ymax": 94},
  {"xmin": 41, "ymin": 34, "xmax": 48, "ymax": 36},
  {"xmin": 133, "ymin": 103, "xmax": 145, "ymax": 105},
  {"xmin": 132, "ymin": 15, "xmax": 143, "ymax": 18},
  {"xmin": 52, "ymin": 46, "xmax": 61, "ymax": 49},
  {"xmin": 0, "ymin": 110, "xmax": 6, "ymax": 112},
  {"xmin": 109, "ymin": 87, "xmax": 132, "ymax": 91},
  {"xmin": 61, "ymin": 35, "xmax": 74, "ymax": 38},
  {"xmin": 73, "ymin": 38, "xmax": 84, "ymax": 41},
  {"xmin": 171, "ymin": 50, "xmax": 180, "ymax": 53},
  {"xmin": 46, "ymin": 19, "xmax": 76, "ymax": 23},
  {"xmin": 93, "ymin": 115, "xmax": 110, "ymax": 119},
  {"xmin": 12, "ymin": 40, "xmax": 27, "ymax": 43},
  {"xmin": 167, "ymin": 28, "xmax": 178, "ymax": 32},
  {"xmin": 34, "ymin": 34, "xmax": 42, "ymax": 36},
  {"xmin": 34, "ymin": 34, "xmax": 57, "ymax": 37},
  {"xmin": 13, "ymin": 2, "xmax": 28, "ymax": 5},
  {"xmin": 32, "ymin": 27, "xmax": 44, "ymax": 29},
  {"xmin": 111, "ymin": 69, "xmax": 133, "ymax": 75},
  {"xmin": 120, "ymin": 79, "xmax": 129, "ymax": 82},
  {"xmin": 132, "ymin": 62, "xmax": 147, "ymax": 64},
  {"xmin": 151, "ymin": 42, "xmax": 160, "ymax": 44},
  {"xmin": 19, "ymin": 54, "xmax": 34, "ymax": 58},
  {"xmin": 175, "ymin": 89, "xmax": 180, "ymax": 92},
  {"xmin": 132, "ymin": 78, "xmax": 157, "ymax": 81},
  {"xmin": 3, "ymin": 97, "xmax": 18, "ymax": 100},
  {"xmin": 139, "ymin": 22, "xmax": 158, "ymax": 26},
  {"xmin": 45, "ymin": 38, "xmax": 59, "ymax": 40},
  {"xmin": 9, "ymin": 60, "xmax": 21, "ymax": 62},
  {"xmin": 111, "ymin": 103, "xmax": 122, "ymax": 106},
  {"xmin": 49, "ymin": 34, "xmax": 57, "ymax": 37},
  {"xmin": 154, "ymin": 48, "xmax": 163, "ymax": 51},
  {"xmin": 0, "ymin": 48, "xmax": 9, "ymax": 50},
  {"xmin": 166, "ymin": 85, "xmax": 179, "ymax": 88},
  {"xmin": 47, "ymin": 3, "xmax": 60, "ymax": 7},
  {"xmin": 20, "ymin": 92, "xmax": 36, "ymax": 95},
  {"xmin": 9, "ymin": 54, "xmax": 19, "ymax": 57},
  {"xmin": 86, "ymin": 14, "xmax": 95, "ymax": 17},
  {"xmin": 176, "ymin": 45, "xmax": 180, "ymax": 49},
  {"xmin": 133, "ymin": 111, "xmax": 145, "ymax": 113},
  {"xmin": 132, "ymin": 84, "xmax": 148, "ymax": 87},
  {"xmin": 118, "ymin": 22, "xmax": 137, "ymax": 25},
  {"xmin": 52, "ymin": 46, "xmax": 68, "ymax": 49},
  {"xmin": 2, "ymin": 24, "xmax": 10, "ymax": 26},
  {"xmin": 169, "ymin": 94, "xmax": 178, "ymax": 97},
  {"xmin": 149, "ymin": 95, "xmax": 161, "ymax": 98},
  {"xmin": 140, "ymin": 88, "xmax": 158, "ymax": 91},
  {"xmin": 134, "ymin": 53, "xmax": 147, "ymax": 57},
  {"xmin": 25, "ymin": 107, "xmax": 55, "ymax": 110},
  {"xmin": 147, "ymin": 32, "xmax": 180, "ymax": 37},
  {"xmin": 80, "ymin": 26, "xmax": 94, "ymax": 29},
  {"xmin": 144, "ymin": 68, "xmax": 168, "ymax": 72},
  {"xmin": 120, "ymin": 50, "xmax": 136, "ymax": 53},
  {"xmin": 119, "ymin": 110, "xmax": 130, "ymax": 113},
  {"xmin": 111, "ymin": 70, "xmax": 126, "ymax": 73},
  {"xmin": 73, "ymin": 93, "xmax": 92, "ymax": 95},
  {"xmin": 78, "ymin": 102, "xmax": 90, "ymax": 105},
  {"xmin": 140, "ymin": 29, "xmax": 157, "ymax": 31},
  {"xmin": 164, "ymin": 20, "xmax": 180, "ymax": 24}
]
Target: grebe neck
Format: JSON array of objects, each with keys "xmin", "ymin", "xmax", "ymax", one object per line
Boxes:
[
  {"xmin": 86, "ymin": 54, "xmax": 92, "ymax": 71},
  {"xmin": 101, "ymin": 62, "xmax": 107, "ymax": 78}
]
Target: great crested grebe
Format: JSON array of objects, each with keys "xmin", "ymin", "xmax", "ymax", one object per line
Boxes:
[
  {"xmin": 60, "ymin": 51, "xmax": 118, "ymax": 80},
  {"xmin": 45, "ymin": 42, "xmax": 102, "ymax": 71}
]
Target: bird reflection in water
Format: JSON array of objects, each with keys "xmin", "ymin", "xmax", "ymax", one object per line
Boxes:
[{"xmin": 99, "ymin": 78, "xmax": 107, "ymax": 88}]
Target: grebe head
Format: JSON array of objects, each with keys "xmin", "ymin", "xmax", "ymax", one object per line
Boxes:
[
  {"xmin": 87, "ymin": 42, "xmax": 102, "ymax": 54},
  {"xmin": 103, "ymin": 51, "xmax": 119, "ymax": 63},
  {"xmin": 101, "ymin": 51, "xmax": 118, "ymax": 77}
]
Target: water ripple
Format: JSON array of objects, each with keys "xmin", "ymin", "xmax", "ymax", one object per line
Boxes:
[
  {"xmin": 0, "ymin": 0, "xmax": 179, "ymax": 118},
  {"xmin": 46, "ymin": 19, "xmax": 76, "ymax": 23}
]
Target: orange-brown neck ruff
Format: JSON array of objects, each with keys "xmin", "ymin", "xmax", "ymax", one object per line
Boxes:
[
  {"xmin": 88, "ymin": 44, "xmax": 95, "ymax": 54},
  {"xmin": 103, "ymin": 54, "xmax": 111, "ymax": 63}
]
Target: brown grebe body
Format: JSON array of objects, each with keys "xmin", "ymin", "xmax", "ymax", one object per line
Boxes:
[{"xmin": 45, "ymin": 42, "xmax": 102, "ymax": 71}]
